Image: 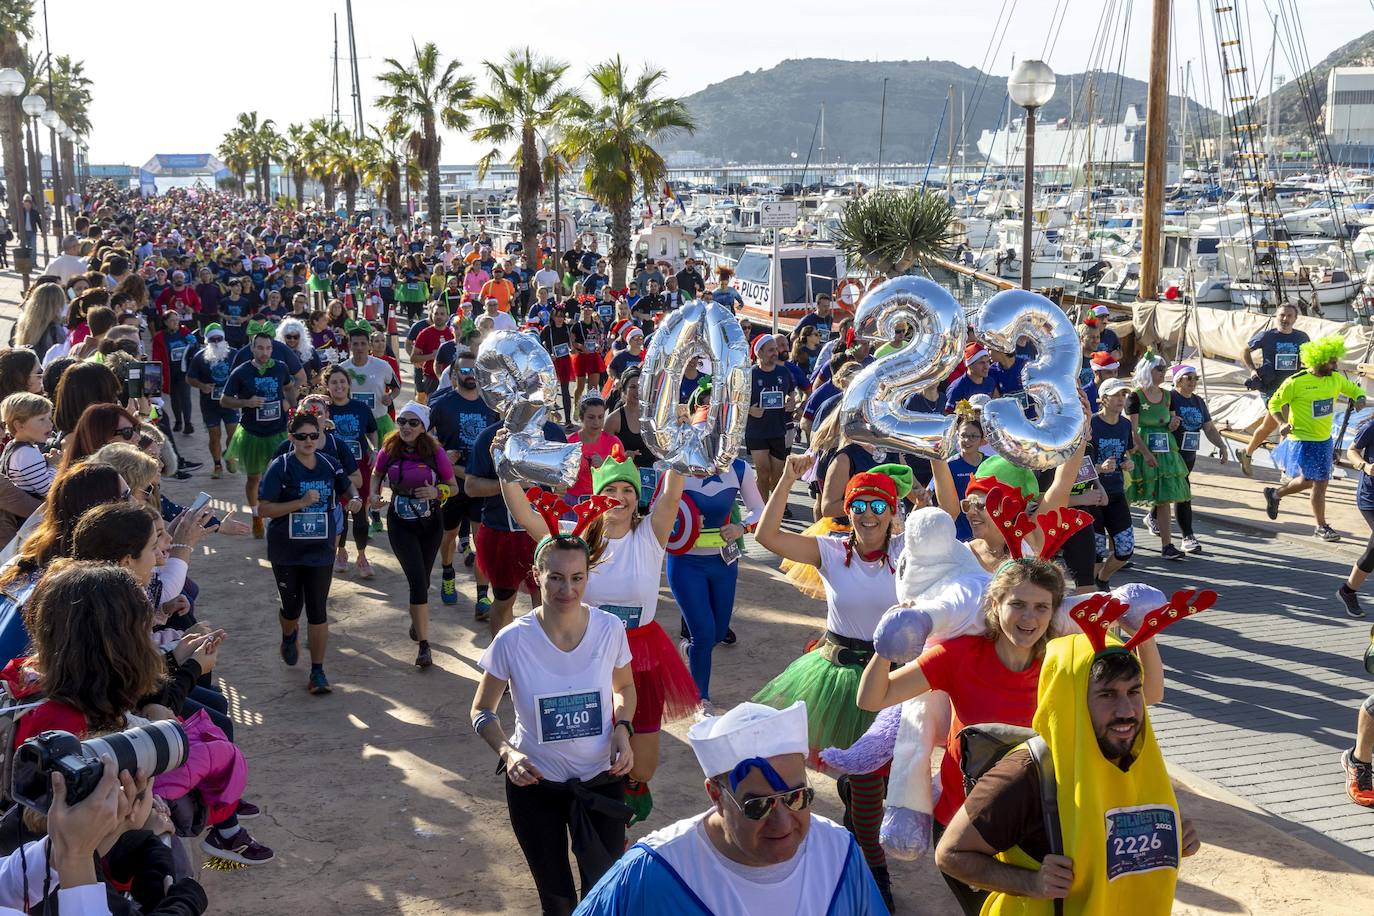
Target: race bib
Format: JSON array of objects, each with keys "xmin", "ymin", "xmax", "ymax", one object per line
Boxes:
[
  {"xmin": 170, "ymin": 344, "xmax": 188, "ymax": 363},
  {"xmin": 1147, "ymin": 431, "xmax": 1171, "ymax": 454},
  {"xmin": 816, "ymin": 327, "xmax": 831, "ymax": 343},
  {"xmin": 226, "ymin": 314, "xmax": 244, "ymax": 326},
  {"xmin": 1104, "ymin": 805, "xmax": 1180, "ymax": 881},
  {"xmin": 288, "ymin": 509, "xmax": 329, "ymax": 540},
  {"xmin": 354, "ymin": 391, "xmax": 376, "ymax": 409},
  {"xmin": 535, "ymin": 690, "xmax": 603, "ymax": 743},
  {"xmin": 1275, "ymin": 352, "xmax": 1298, "ymax": 372},
  {"xmin": 1074, "ymin": 459, "xmax": 1100, "ymax": 485},
  {"xmin": 760, "ymin": 389, "xmax": 784, "ymax": 410},
  {"xmin": 553, "ymin": 343, "xmax": 571, "ymax": 359},
  {"xmin": 638, "ymin": 468, "xmax": 659, "ymax": 502},
  {"xmin": 598, "ymin": 304, "xmax": 614, "ymax": 322},
  {"xmin": 346, "ymin": 438, "xmax": 362, "ymax": 460},
  {"xmin": 600, "ymin": 604, "xmax": 643, "ymax": 629},
  {"xmin": 210, "ymin": 384, "xmax": 225, "ymax": 400},
  {"xmin": 257, "ymin": 400, "xmax": 282, "ymax": 422},
  {"xmin": 1313, "ymin": 397, "xmax": 1334, "ymax": 418},
  {"xmin": 393, "ymin": 494, "xmax": 432, "ymax": 520},
  {"xmin": 406, "ymin": 282, "xmax": 419, "ymax": 291},
  {"xmin": 720, "ymin": 541, "xmax": 741, "ymax": 565},
  {"xmin": 1181, "ymin": 430, "xmax": 1201, "ymax": 452}
]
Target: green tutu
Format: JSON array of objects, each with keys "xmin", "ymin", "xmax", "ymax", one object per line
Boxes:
[
  {"xmin": 1126, "ymin": 430, "xmax": 1191, "ymax": 506},
  {"xmin": 752, "ymin": 649, "xmax": 875, "ymax": 763},
  {"xmin": 224, "ymin": 428, "xmax": 287, "ymax": 476},
  {"xmin": 375, "ymin": 413, "xmax": 396, "ymax": 442}
]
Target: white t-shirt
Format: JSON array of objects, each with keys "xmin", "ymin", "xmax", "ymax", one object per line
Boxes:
[
  {"xmin": 815, "ymin": 535, "xmax": 903, "ymax": 641},
  {"xmin": 533, "ymin": 267, "xmax": 561, "ymax": 293},
  {"xmin": 484, "ymin": 311, "xmax": 517, "ymax": 332},
  {"xmin": 479, "ymin": 607, "xmax": 632, "ymax": 783},
  {"xmin": 578, "ymin": 520, "xmax": 666, "ymax": 629},
  {"xmin": 343, "ymin": 356, "xmax": 398, "ymax": 419}
]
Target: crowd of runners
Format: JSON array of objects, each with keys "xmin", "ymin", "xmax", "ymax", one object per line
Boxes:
[{"xmin": 0, "ymin": 183, "xmax": 1367, "ymax": 915}]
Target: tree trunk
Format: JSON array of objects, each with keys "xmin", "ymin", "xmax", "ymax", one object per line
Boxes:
[
  {"xmin": 386, "ymin": 167, "xmax": 402, "ymax": 226},
  {"xmin": 0, "ymin": 98, "xmax": 25, "ymax": 249},
  {"xmin": 345, "ymin": 183, "xmax": 357, "ymax": 217},
  {"xmin": 323, "ymin": 176, "xmax": 337, "ymax": 213},
  {"xmin": 609, "ymin": 194, "xmax": 632, "ymax": 288},
  {"xmin": 519, "ymin": 126, "xmax": 540, "ymax": 267},
  {"xmin": 25, "ymin": 120, "xmax": 43, "ymax": 238},
  {"xmin": 426, "ymin": 159, "xmax": 441, "ymax": 232},
  {"xmin": 293, "ymin": 170, "xmax": 305, "ymax": 208}
]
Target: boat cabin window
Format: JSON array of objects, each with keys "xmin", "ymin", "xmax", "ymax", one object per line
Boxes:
[
  {"xmin": 735, "ymin": 252, "xmax": 771, "ymax": 285},
  {"xmin": 808, "ymin": 256, "xmax": 838, "ymax": 299},
  {"xmin": 781, "ymin": 257, "xmax": 808, "ymax": 305}
]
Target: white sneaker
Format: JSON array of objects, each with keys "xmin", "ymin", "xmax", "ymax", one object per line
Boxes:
[
  {"xmin": 678, "ymin": 638, "xmax": 691, "ymax": 665},
  {"xmin": 1181, "ymin": 535, "xmax": 1202, "ymax": 554},
  {"xmin": 1144, "ymin": 513, "xmax": 1159, "ymax": 536}
]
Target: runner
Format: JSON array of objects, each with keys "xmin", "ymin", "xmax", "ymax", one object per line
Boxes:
[
  {"xmin": 575, "ymin": 701, "xmax": 889, "ymax": 915},
  {"xmin": 340, "ymin": 319, "xmax": 401, "ymax": 441},
  {"xmin": 470, "ymin": 528, "xmax": 637, "ymax": 915},
  {"xmin": 323, "ymin": 366, "xmax": 379, "ymax": 578},
  {"xmin": 1125, "ymin": 353, "xmax": 1189, "ymax": 561},
  {"xmin": 1339, "ymin": 417, "xmax": 1374, "ymax": 618},
  {"xmin": 258, "ymin": 411, "xmax": 362, "ymax": 694},
  {"xmin": 745, "ymin": 334, "xmax": 798, "ymax": 505},
  {"xmin": 1239, "ymin": 302, "xmax": 1310, "ymax": 475},
  {"xmin": 499, "ymin": 442, "xmax": 696, "ymax": 825},
  {"xmin": 1166, "ymin": 364, "xmax": 1229, "ymax": 554},
  {"xmin": 221, "ymin": 325, "xmax": 297, "ymax": 538},
  {"xmin": 371, "ymin": 401, "xmax": 458, "ymax": 669},
  {"xmin": 1087, "ymin": 379, "xmax": 1137, "ymax": 590}
]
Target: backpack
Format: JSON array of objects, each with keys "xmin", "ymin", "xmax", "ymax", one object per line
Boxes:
[
  {"xmin": 957, "ymin": 722, "xmax": 1065, "ymax": 915},
  {"xmin": 0, "ymin": 677, "xmax": 43, "ymax": 807}
]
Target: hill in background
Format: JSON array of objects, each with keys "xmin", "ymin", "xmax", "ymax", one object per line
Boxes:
[{"xmin": 1266, "ymin": 28, "xmax": 1374, "ymax": 132}]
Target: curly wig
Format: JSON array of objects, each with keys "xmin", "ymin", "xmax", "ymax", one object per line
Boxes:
[{"xmin": 1300, "ymin": 335, "xmax": 1346, "ymax": 370}]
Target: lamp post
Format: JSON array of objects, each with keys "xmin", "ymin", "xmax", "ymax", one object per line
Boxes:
[
  {"xmin": 40, "ymin": 108, "xmax": 62, "ymax": 239},
  {"xmin": 1008, "ymin": 60, "xmax": 1056, "ymax": 290},
  {"xmin": 0, "ymin": 68, "xmax": 29, "ymax": 288},
  {"xmin": 20, "ymin": 93, "xmax": 48, "ymax": 259}
]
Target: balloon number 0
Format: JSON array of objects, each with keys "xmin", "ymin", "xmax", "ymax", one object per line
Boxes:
[
  {"xmin": 839, "ymin": 277, "xmax": 967, "ymax": 460},
  {"xmin": 639, "ymin": 299, "xmax": 749, "ymax": 476},
  {"xmin": 474, "ymin": 330, "xmax": 582, "ymax": 488},
  {"xmin": 972, "ymin": 288, "xmax": 1086, "ymax": 471}
]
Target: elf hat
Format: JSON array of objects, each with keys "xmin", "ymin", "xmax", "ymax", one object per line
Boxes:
[
  {"xmin": 844, "ymin": 463, "xmax": 913, "ymax": 508},
  {"xmin": 592, "ymin": 442, "xmax": 643, "ymax": 500}
]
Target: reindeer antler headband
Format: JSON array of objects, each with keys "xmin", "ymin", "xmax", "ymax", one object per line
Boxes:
[
  {"xmin": 1068, "ymin": 588, "xmax": 1218, "ymax": 654},
  {"xmin": 528, "ymin": 487, "xmax": 620, "ymax": 563},
  {"xmin": 982, "ymin": 481, "xmax": 1094, "ymax": 564}
]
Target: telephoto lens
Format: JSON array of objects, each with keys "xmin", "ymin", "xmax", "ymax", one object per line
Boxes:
[{"xmin": 11, "ymin": 720, "xmax": 189, "ymax": 813}]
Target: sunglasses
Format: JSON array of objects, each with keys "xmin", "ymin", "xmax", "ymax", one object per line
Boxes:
[
  {"xmin": 284, "ymin": 334, "xmax": 301, "ymax": 340},
  {"xmin": 720, "ymin": 784, "xmax": 815, "ymax": 820},
  {"xmin": 457, "ymin": 366, "xmax": 475, "ymax": 375},
  {"xmin": 114, "ymin": 426, "xmax": 137, "ymax": 440},
  {"xmin": 848, "ymin": 498, "xmax": 889, "ymax": 516},
  {"xmin": 396, "ymin": 417, "xmax": 425, "ymax": 428},
  {"xmin": 292, "ymin": 432, "xmax": 320, "ymax": 441}
]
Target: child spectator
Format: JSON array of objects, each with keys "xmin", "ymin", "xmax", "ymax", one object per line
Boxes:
[{"xmin": 0, "ymin": 393, "xmax": 57, "ymax": 499}]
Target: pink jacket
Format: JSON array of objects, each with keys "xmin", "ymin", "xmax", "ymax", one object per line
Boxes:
[{"xmin": 153, "ymin": 709, "xmax": 246, "ymax": 825}]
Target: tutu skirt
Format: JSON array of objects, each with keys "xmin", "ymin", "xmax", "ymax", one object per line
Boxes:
[
  {"xmin": 627, "ymin": 620, "xmax": 700, "ymax": 733},
  {"xmin": 779, "ymin": 518, "xmax": 850, "ymax": 599},
  {"xmin": 1126, "ymin": 435, "xmax": 1191, "ymax": 506},
  {"xmin": 375, "ymin": 413, "xmax": 396, "ymax": 442},
  {"xmin": 753, "ymin": 648, "xmax": 875, "ymax": 769},
  {"xmin": 224, "ymin": 428, "xmax": 286, "ymax": 476},
  {"xmin": 1277, "ymin": 437, "xmax": 1334, "ymax": 482}
]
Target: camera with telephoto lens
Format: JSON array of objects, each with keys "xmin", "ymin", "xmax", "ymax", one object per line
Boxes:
[{"xmin": 11, "ymin": 721, "xmax": 188, "ymax": 813}]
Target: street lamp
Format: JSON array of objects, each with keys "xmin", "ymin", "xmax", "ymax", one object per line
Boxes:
[
  {"xmin": 1008, "ymin": 59, "xmax": 1056, "ymax": 290},
  {"xmin": 20, "ymin": 93, "xmax": 49, "ymax": 257},
  {"xmin": 0, "ymin": 69, "xmax": 28, "ymax": 286}
]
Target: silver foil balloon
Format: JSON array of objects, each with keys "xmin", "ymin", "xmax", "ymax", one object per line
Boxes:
[
  {"xmin": 973, "ymin": 288, "xmax": 1086, "ymax": 471},
  {"xmin": 839, "ymin": 277, "xmax": 967, "ymax": 459},
  {"xmin": 639, "ymin": 299, "xmax": 749, "ymax": 476},
  {"xmin": 476, "ymin": 330, "xmax": 582, "ymax": 488}
]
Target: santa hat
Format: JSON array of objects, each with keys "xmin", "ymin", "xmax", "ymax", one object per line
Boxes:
[
  {"xmin": 688, "ymin": 701, "xmax": 809, "ymax": 779},
  {"xmin": 1090, "ymin": 351, "xmax": 1120, "ymax": 372},
  {"xmin": 964, "ymin": 343, "xmax": 990, "ymax": 367},
  {"xmin": 622, "ymin": 324, "xmax": 644, "ymax": 342},
  {"xmin": 750, "ymin": 333, "xmax": 777, "ymax": 361}
]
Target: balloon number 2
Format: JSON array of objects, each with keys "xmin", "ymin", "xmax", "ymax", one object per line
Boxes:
[
  {"xmin": 972, "ymin": 289, "xmax": 1086, "ymax": 471},
  {"xmin": 474, "ymin": 329, "xmax": 582, "ymax": 488},
  {"xmin": 639, "ymin": 299, "xmax": 750, "ymax": 476},
  {"xmin": 839, "ymin": 277, "xmax": 967, "ymax": 460}
]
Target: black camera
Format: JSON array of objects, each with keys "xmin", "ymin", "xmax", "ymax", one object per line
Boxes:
[{"xmin": 12, "ymin": 721, "xmax": 188, "ymax": 813}]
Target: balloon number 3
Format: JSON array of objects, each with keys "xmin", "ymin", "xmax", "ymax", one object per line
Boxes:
[
  {"xmin": 839, "ymin": 277, "xmax": 967, "ymax": 459},
  {"xmin": 972, "ymin": 288, "xmax": 1086, "ymax": 471},
  {"xmin": 639, "ymin": 298, "xmax": 749, "ymax": 476},
  {"xmin": 474, "ymin": 330, "xmax": 582, "ymax": 488}
]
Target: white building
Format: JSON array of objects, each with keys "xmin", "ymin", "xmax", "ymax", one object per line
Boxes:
[
  {"xmin": 976, "ymin": 105, "xmax": 1145, "ymax": 168},
  {"xmin": 1326, "ymin": 67, "xmax": 1374, "ymax": 153}
]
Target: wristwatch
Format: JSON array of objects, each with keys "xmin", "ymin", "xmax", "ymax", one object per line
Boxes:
[{"xmin": 615, "ymin": 719, "xmax": 634, "ymax": 737}]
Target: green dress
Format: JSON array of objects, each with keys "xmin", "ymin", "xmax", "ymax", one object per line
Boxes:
[{"xmin": 1126, "ymin": 388, "xmax": 1191, "ymax": 505}]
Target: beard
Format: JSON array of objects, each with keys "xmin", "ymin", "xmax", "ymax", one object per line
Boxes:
[
  {"xmin": 1094, "ymin": 718, "xmax": 1141, "ymax": 764},
  {"xmin": 204, "ymin": 340, "xmax": 230, "ymax": 364},
  {"xmin": 458, "ymin": 377, "xmax": 478, "ymax": 391}
]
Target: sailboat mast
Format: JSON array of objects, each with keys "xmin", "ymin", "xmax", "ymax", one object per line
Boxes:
[
  {"xmin": 819, "ymin": 103, "xmax": 826, "ymax": 166},
  {"xmin": 331, "ymin": 14, "xmax": 341, "ymax": 126},
  {"xmin": 1179, "ymin": 60, "xmax": 1189, "ymax": 178},
  {"xmin": 346, "ymin": 0, "xmax": 364, "ymax": 138},
  {"xmin": 947, "ymin": 84, "xmax": 956, "ymax": 186},
  {"xmin": 1138, "ymin": 0, "xmax": 1171, "ymax": 302}
]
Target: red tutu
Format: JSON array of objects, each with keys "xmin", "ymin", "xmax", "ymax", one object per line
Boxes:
[
  {"xmin": 475, "ymin": 525, "xmax": 538, "ymax": 593},
  {"xmin": 626, "ymin": 620, "xmax": 700, "ymax": 733}
]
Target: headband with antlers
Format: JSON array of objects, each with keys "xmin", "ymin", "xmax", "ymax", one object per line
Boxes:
[
  {"xmin": 983, "ymin": 482, "xmax": 1093, "ymax": 562},
  {"xmin": 1068, "ymin": 588, "xmax": 1218, "ymax": 654},
  {"xmin": 527, "ymin": 487, "xmax": 620, "ymax": 562}
]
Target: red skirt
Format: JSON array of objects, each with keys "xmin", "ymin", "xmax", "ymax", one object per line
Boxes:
[
  {"xmin": 553, "ymin": 354, "xmax": 575, "ymax": 384},
  {"xmin": 626, "ymin": 620, "xmax": 700, "ymax": 733},
  {"xmin": 575, "ymin": 352, "xmax": 604, "ymax": 377},
  {"xmin": 475, "ymin": 525, "xmax": 537, "ymax": 593}
]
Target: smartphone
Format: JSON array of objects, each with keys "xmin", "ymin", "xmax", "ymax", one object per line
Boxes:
[
  {"xmin": 142, "ymin": 361, "xmax": 164, "ymax": 399},
  {"xmin": 124, "ymin": 362, "xmax": 144, "ymax": 400},
  {"xmin": 188, "ymin": 491, "xmax": 212, "ymax": 515}
]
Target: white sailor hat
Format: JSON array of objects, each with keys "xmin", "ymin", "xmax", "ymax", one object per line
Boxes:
[{"xmin": 688, "ymin": 701, "xmax": 808, "ymax": 778}]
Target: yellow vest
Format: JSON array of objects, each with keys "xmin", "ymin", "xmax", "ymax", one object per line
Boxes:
[{"xmin": 982, "ymin": 634, "xmax": 1179, "ymax": 916}]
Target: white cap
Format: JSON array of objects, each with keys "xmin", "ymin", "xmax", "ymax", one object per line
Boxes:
[
  {"xmin": 397, "ymin": 400, "xmax": 430, "ymax": 428},
  {"xmin": 688, "ymin": 701, "xmax": 808, "ymax": 778},
  {"xmin": 1099, "ymin": 378, "xmax": 1131, "ymax": 399}
]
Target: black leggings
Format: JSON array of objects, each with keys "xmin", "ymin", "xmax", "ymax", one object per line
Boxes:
[
  {"xmin": 505, "ymin": 774, "xmax": 625, "ymax": 916},
  {"xmin": 387, "ymin": 508, "xmax": 443, "ymax": 605},
  {"xmin": 1176, "ymin": 450, "xmax": 1197, "ymax": 537},
  {"xmin": 1358, "ymin": 509, "xmax": 1374, "ymax": 574},
  {"xmin": 1060, "ymin": 524, "xmax": 1098, "ymax": 587},
  {"xmin": 271, "ymin": 562, "xmax": 332, "ymax": 625},
  {"xmin": 338, "ymin": 504, "xmax": 370, "ymax": 551}
]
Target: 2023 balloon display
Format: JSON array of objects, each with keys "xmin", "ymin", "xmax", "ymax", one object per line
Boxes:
[
  {"xmin": 638, "ymin": 298, "xmax": 749, "ymax": 476},
  {"xmin": 475, "ymin": 330, "xmax": 582, "ymax": 489}
]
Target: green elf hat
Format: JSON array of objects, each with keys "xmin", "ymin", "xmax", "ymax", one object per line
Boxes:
[
  {"xmin": 203, "ymin": 323, "xmax": 225, "ymax": 340},
  {"xmin": 971, "ymin": 455, "xmax": 1041, "ymax": 499},
  {"xmin": 867, "ymin": 463, "xmax": 914, "ymax": 500},
  {"xmin": 593, "ymin": 442, "xmax": 643, "ymax": 500}
]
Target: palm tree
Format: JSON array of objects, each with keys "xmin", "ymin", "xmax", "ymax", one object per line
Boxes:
[
  {"xmin": 360, "ymin": 121, "xmax": 417, "ymax": 227},
  {"xmin": 469, "ymin": 48, "xmax": 579, "ymax": 267},
  {"xmin": 302, "ymin": 118, "xmax": 337, "ymax": 213},
  {"xmin": 0, "ymin": 1, "xmax": 34, "ymax": 251},
  {"xmin": 282, "ymin": 122, "xmax": 309, "ymax": 207},
  {"xmin": 375, "ymin": 42, "xmax": 472, "ymax": 234},
  {"xmin": 49, "ymin": 55, "xmax": 91, "ymax": 205},
  {"xmin": 557, "ymin": 57, "xmax": 695, "ymax": 286},
  {"xmin": 832, "ymin": 189, "xmax": 955, "ymax": 276},
  {"xmin": 321, "ymin": 122, "xmax": 363, "ymax": 217},
  {"xmin": 216, "ymin": 126, "xmax": 251, "ymax": 197}
]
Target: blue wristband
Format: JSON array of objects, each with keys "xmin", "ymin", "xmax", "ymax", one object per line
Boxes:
[{"xmin": 472, "ymin": 710, "xmax": 498, "ymax": 735}]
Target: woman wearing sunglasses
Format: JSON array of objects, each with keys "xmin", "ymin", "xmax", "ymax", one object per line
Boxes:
[
  {"xmin": 751, "ymin": 455, "xmax": 912, "ymax": 903},
  {"xmin": 370, "ymin": 401, "xmax": 458, "ymax": 670},
  {"xmin": 258, "ymin": 411, "xmax": 361, "ymax": 695}
]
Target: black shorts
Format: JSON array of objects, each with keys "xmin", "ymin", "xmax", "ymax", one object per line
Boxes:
[
  {"xmin": 441, "ymin": 491, "xmax": 482, "ymax": 531},
  {"xmin": 746, "ymin": 435, "xmax": 788, "ymax": 461}
]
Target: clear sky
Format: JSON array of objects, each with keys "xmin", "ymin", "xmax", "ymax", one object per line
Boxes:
[{"xmin": 31, "ymin": 0, "xmax": 1369, "ymax": 167}]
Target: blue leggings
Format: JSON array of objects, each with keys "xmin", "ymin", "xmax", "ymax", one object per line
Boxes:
[{"xmin": 666, "ymin": 552, "xmax": 738, "ymax": 701}]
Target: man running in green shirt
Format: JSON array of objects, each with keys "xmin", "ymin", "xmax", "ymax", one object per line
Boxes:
[{"xmin": 1264, "ymin": 335, "xmax": 1367, "ymax": 542}]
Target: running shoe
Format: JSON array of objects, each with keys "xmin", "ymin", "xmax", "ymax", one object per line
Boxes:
[
  {"xmin": 416, "ymin": 641, "xmax": 433, "ymax": 669},
  {"xmin": 356, "ymin": 556, "xmax": 375, "ymax": 580},
  {"xmin": 179, "ymin": 459, "xmax": 204, "ymax": 472},
  {"xmin": 369, "ymin": 513, "xmax": 383, "ymax": 534},
  {"xmin": 1181, "ymin": 535, "xmax": 1202, "ymax": 554},
  {"xmin": 1342, "ymin": 748, "xmax": 1374, "ymax": 807},
  {"xmin": 308, "ymin": 669, "xmax": 331, "ymax": 695},
  {"xmin": 475, "ymin": 596, "xmax": 491, "ymax": 622},
  {"xmin": 252, "ymin": 517, "xmax": 265, "ymax": 539},
  {"xmin": 679, "ymin": 638, "xmax": 692, "ymax": 665},
  {"xmin": 201, "ymin": 828, "xmax": 275, "ymax": 866},
  {"xmin": 1316, "ymin": 524, "xmax": 1342, "ymax": 543},
  {"xmin": 463, "ymin": 544, "xmax": 476, "ymax": 568},
  {"xmin": 280, "ymin": 634, "xmax": 299, "ymax": 667},
  {"xmin": 695, "ymin": 700, "xmax": 717, "ymax": 722},
  {"xmin": 1144, "ymin": 512, "xmax": 1159, "ymax": 536},
  {"xmin": 235, "ymin": 800, "xmax": 261, "ymax": 820},
  {"xmin": 1238, "ymin": 450, "xmax": 1253, "ymax": 477},
  {"xmin": 183, "ymin": 424, "xmax": 195, "ymax": 435},
  {"xmin": 721, "ymin": 627, "xmax": 737, "ymax": 646},
  {"xmin": 334, "ymin": 547, "xmax": 350, "ymax": 574},
  {"xmin": 441, "ymin": 576, "xmax": 458, "ymax": 605},
  {"xmin": 1338, "ymin": 585, "xmax": 1366, "ymax": 619},
  {"xmin": 1263, "ymin": 487, "xmax": 1280, "ymax": 520},
  {"xmin": 1161, "ymin": 544, "xmax": 1186, "ymax": 561},
  {"xmin": 211, "ymin": 463, "xmax": 222, "ymax": 480},
  {"xmin": 224, "ymin": 457, "xmax": 237, "ymax": 474}
]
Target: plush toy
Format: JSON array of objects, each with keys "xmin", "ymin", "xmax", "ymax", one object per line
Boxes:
[{"xmin": 820, "ymin": 505, "xmax": 1169, "ymax": 861}]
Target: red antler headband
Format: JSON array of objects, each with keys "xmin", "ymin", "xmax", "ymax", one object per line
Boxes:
[
  {"xmin": 1069, "ymin": 588, "xmax": 1218, "ymax": 654},
  {"xmin": 526, "ymin": 488, "xmax": 621, "ymax": 555},
  {"xmin": 983, "ymin": 483, "xmax": 1093, "ymax": 562}
]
